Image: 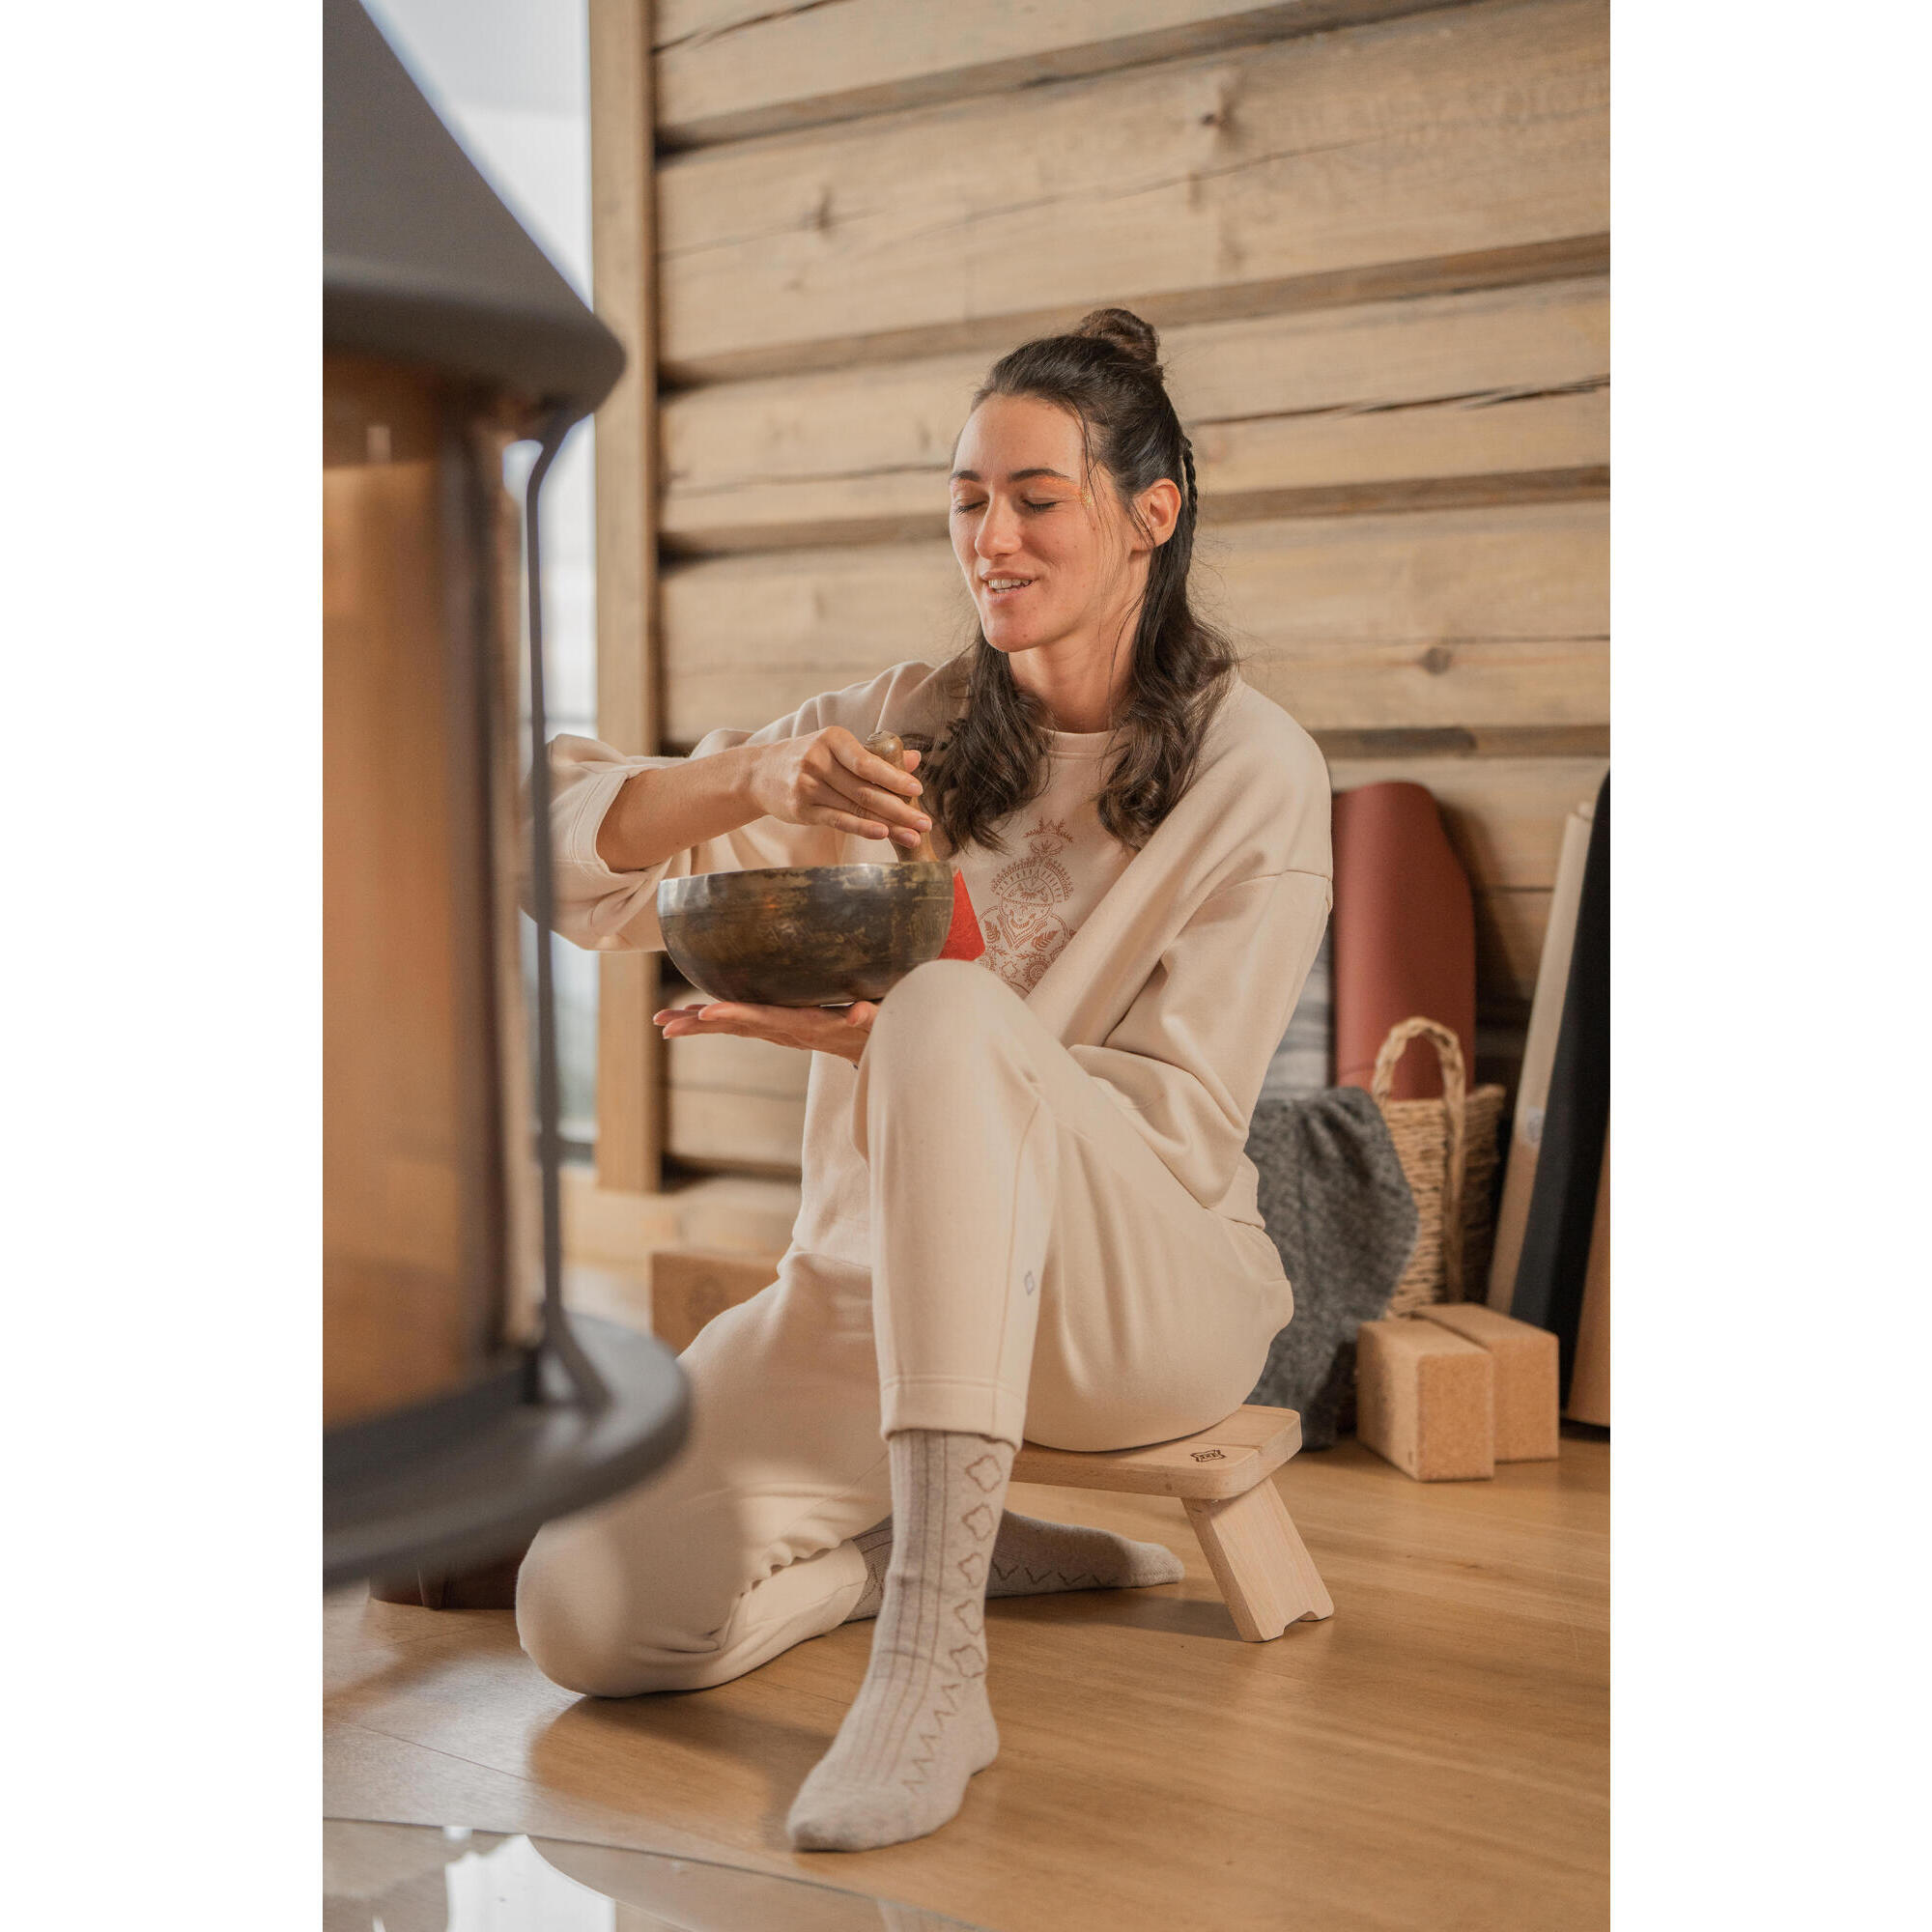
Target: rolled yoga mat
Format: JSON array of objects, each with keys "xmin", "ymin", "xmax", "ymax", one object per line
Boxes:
[
  {"xmin": 1332, "ymin": 781, "xmax": 1475, "ymax": 1102},
  {"xmin": 1488, "ymin": 792, "xmax": 1598, "ymax": 1310},
  {"xmin": 1260, "ymin": 925, "xmax": 1333, "ymax": 1102},
  {"xmin": 1566, "ymin": 1125, "xmax": 1610, "ymax": 1425},
  {"xmin": 1508, "ymin": 772, "xmax": 1610, "ymax": 1401}
]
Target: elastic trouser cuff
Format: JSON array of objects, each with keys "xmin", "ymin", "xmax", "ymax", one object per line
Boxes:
[{"xmin": 879, "ymin": 1374, "xmax": 1028, "ymax": 1451}]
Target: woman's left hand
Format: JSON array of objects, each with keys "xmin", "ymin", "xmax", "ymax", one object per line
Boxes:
[{"xmin": 653, "ymin": 999, "xmax": 879, "ymax": 1065}]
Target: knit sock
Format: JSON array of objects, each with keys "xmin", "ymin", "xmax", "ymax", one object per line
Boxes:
[
  {"xmin": 843, "ymin": 1516, "xmax": 895, "ymax": 1622},
  {"xmin": 842, "ymin": 1510, "xmax": 1182, "ymax": 1623},
  {"xmin": 788, "ymin": 1431, "xmax": 1012, "ymax": 1852}
]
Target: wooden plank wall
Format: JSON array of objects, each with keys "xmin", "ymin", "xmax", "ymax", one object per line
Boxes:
[
  {"xmin": 589, "ymin": 0, "xmax": 665, "ymax": 1195},
  {"xmin": 624, "ymin": 0, "xmax": 1607, "ymax": 1174}
]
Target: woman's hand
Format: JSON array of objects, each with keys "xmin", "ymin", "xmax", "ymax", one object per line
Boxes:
[
  {"xmin": 745, "ymin": 728, "xmax": 930, "ymax": 849},
  {"xmin": 654, "ymin": 999, "xmax": 880, "ymax": 1065}
]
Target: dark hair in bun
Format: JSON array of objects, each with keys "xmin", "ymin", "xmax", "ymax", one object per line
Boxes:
[
  {"xmin": 1072, "ymin": 305, "xmax": 1161, "ymax": 367},
  {"xmin": 923, "ymin": 306, "xmax": 1235, "ymax": 855}
]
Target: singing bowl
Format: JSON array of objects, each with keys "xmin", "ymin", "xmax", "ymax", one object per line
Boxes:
[{"xmin": 657, "ymin": 863, "xmax": 954, "ymax": 1007}]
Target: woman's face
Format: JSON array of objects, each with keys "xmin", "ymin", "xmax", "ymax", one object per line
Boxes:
[{"xmin": 949, "ymin": 393, "xmax": 1174, "ymax": 664}]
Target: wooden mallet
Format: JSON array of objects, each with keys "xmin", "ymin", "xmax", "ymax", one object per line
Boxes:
[{"xmin": 866, "ymin": 730, "xmax": 985, "ymax": 962}]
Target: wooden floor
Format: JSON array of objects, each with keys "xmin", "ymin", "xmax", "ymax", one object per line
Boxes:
[{"xmin": 326, "ymin": 1435, "xmax": 1608, "ymax": 1932}]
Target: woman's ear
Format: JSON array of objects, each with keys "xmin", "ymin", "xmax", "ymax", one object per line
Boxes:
[{"xmin": 1134, "ymin": 476, "xmax": 1183, "ymax": 550}]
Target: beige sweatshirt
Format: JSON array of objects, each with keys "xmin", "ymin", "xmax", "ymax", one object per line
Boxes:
[{"xmin": 549, "ymin": 661, "xmax": 1332, "ymax": 1254}]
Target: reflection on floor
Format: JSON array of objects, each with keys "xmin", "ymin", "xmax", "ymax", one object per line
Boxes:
[
  {"xmin": 327, "ymin": 1435, "xmax": 1608, "ymax": 1932},
  {"xmin": 324, "ymin": 1821, "xmax": 986, "ymax": 1930}
]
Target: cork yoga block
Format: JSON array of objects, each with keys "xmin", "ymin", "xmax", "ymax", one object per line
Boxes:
[
  {"xmin": 649, "ymin": 1247, "xmax": 780, "ymax": 1354},
  {"xmin": 1416, "ymin": 1302, "xmax": 1561, "ymax": 1463},
  {"xmin": 1356, "ymin": 1319, "xmax": 1495, "ymax": 1482}
]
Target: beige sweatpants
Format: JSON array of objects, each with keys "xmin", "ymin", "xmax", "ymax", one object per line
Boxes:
[{"xmin": 518, "ymin": 961, "xmax": 1292, "ymax": 1697}]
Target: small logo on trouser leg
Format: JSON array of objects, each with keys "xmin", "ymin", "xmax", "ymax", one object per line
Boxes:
[{"xmin": 1024, "ymin": 1271, "xmax": 1037, "ymax": 1295}]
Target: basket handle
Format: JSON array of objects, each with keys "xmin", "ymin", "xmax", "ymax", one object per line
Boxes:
[{"xmin": 1371, "ymin": 1017, "xmax": 1468, "ymax": 1298}]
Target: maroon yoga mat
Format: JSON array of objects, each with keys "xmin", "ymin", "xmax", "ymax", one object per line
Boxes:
[{"xmin": 1332, "ymin": 781, "xmax": 1476, "ymax": 1102}]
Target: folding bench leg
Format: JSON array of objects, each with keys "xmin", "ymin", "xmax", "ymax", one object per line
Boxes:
[{"xmin": 1183, "ymin": 1480, "xmax": 1335, "ymax": 1641}]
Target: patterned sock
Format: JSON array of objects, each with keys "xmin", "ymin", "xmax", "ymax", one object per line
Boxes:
[
  {"xmin": 789, "ymin": 1431, "xmax": 1011, "ymax": 1852},
  {"xmin": 988, "ymin": 1511, "xmax": 1186, "ymax": 1598},
  {"xmin": 844, "ymin": 1516, "xmax": 895, "ymax": 1622},
  {"xmin": 842, "ymin": 1510, "xmax": 1182, "ymax": 1623}
]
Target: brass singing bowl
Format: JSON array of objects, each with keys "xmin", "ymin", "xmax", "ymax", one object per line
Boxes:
[{"xmin": 656, "ymin": 863, "xmax": 954, "ymax": 1008}]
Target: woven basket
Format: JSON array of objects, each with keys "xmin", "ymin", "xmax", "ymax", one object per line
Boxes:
[{"xmin": 1373, "ymin": 1017, "xmax": 1505, "ymax": 1312}]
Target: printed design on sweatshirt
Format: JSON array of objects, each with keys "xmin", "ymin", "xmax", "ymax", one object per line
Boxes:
[{"xmin": 980, "ymin": 817, "xmax": 1077, "ymax": 996}]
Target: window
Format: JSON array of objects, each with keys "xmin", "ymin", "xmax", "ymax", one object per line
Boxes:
[{"xmin": 368, "ymin": 0, "xmax": 599, "ymax": 1157}]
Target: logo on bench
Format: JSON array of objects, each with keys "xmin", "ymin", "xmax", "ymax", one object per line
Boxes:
[{"xmin": 1190, "ymin": 1448, "xmax": 1226, "ymax": 1462}]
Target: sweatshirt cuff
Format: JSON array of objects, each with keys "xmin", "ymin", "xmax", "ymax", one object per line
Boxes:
[{"xmin": 556, "ymin": 758, "xmax": 668, "ymax": 895}]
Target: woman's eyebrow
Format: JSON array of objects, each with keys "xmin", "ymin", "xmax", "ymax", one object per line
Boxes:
[{"xmin": 948, "ymin": 467, "xmax": 1074, "ymax": 483}]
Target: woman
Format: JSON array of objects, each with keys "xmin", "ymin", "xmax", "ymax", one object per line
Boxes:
[{"xmin": 519, "ymin": 308, "xmax": 1332, "ymax": 1852}]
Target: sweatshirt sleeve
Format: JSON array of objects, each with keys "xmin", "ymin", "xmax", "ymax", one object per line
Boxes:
[
  {"xmin": 546, "ymin": 664, "xmax": 940, "ymax": 952},
  {"xmin": 1066, "ymin": 868, "xmax": 1332, "ymax": 1210}
]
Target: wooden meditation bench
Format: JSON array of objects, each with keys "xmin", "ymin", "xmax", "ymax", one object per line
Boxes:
[
  {"xmin": 652, "ymin": 1253, "xmax": 1333, "ymax": 1639},
  {"xmin": 1014, "ymin": 1405, "xmax": 1333, "ymax": 1641}
]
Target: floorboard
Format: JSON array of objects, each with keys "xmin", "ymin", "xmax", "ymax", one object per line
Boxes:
[{"xmin": 325, "ymin": 1435, "xmax": 1607, "ymax": 1931}]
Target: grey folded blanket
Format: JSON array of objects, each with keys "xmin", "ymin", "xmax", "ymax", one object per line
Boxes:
[{"xmin": 1245, "ymin": 1087, "xmax": 1419, "ymax": 1448}]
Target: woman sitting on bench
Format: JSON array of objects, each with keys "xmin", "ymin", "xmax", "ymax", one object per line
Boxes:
[{"xmin": 519, "ymin": 306, "xmax": 1332, "ymax": 1851}]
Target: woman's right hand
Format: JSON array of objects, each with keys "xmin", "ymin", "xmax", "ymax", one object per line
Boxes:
[{"xmin": 745, "ymin": 728, "xmax": 931, "ymax": 848}]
